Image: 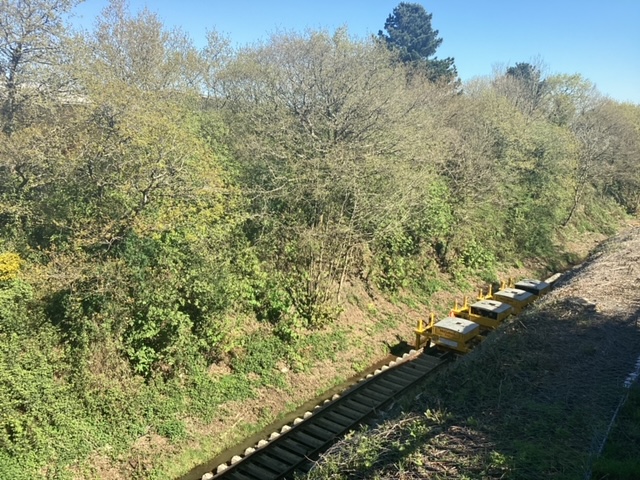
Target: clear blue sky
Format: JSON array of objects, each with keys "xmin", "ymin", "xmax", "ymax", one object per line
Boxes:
[{"xmin": 72, "ymin": 0, "xmax": 640, "ymax": 104}]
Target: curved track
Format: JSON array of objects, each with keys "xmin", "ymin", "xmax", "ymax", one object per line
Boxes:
[
  {"xmin": 188, "ymin": 275, "xmax": 560, "ymax": 480},
  {"xmin": 208, "ymin": 348, "xmax": 450, "ymax": 480}
]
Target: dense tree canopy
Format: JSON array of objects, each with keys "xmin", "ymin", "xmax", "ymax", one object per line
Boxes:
[{"xmin": 0, "ymin": 0, "xmax": 638, "ymax": 478}]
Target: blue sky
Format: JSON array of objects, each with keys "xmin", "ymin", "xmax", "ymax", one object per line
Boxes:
[{"xmin": 72, "ymin": 1, "xmax": 640, "ymax": 104}]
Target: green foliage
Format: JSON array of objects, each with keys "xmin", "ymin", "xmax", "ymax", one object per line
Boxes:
[
  {"xmin": 593, "ymin": 458, "xmax": 640, "ymax": 480},
  {"xmin": 0, "ymin": 329, "xmax": 99, "ymax": 477},
  {"xmin": 293, "ymin": 329, "xmax": 349, "ymax": 371},
  {"xmin": 543, "ymin": 74, "xmax": 597, "ymax": 126},
  {"xmin": 111, "ymin": 219, "xmax": 258, "ymax": 377},
  {"xmin": 186, "ymin": 371, "xmax": 255, "ymax": 420},
  {"xmin": 460, "ymin": 239, "xmax": 496, "ymax": 271},
  {"xmin": 0, "ymin": 2, "xmax": 637, "ymax": 477},
  {"xmin": 156, "ymin": 419, "xmax": 187, "ymax": 442},
  {"xmin": 418, "ymin": 180, "xmax": 456, "ymax": 242},
  {"xmin": 369, "ymin": 178, "xmax": 455, "ymax": 294},
  {"xmin": 372, "ymin": 228, "xmax": 418, "ymax": 292},
  {"xmin": 380, "ymin": 3, "xmax": 443, "ymax": 60},
  {"xmin": 0, "ymin": 277, "xmax": 33, "ymax": 334},
  {"xmin": 253, "ymin": 275, "xmax": 292, "ymax": 325},
  {"xmin": 230, "ymin": 333, "xmax": 287, "ymax": 388},
  {"xmin": 253, "ymin": 267, "xmax": 342, "ymax": 334}
]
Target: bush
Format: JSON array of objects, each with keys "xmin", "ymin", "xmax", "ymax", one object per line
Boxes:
[
  {"xmin": 0, "ymin": 278, "xmax": 33, "ymax": 335},
  {"xmin": 0, "ymin": 252, "xmax": 22, "ymax": 281},
  {"xmin": 0, "ymin": 330, "xmax": 99, "ymax": 477}
]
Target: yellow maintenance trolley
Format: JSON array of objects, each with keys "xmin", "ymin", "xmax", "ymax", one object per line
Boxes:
[
  {"xmin": 415, "ymin": 314, "xmax": 481, "ymax": 353},
  {"xmin": 514, "ymin": 278, "xmax": 551, "ymax": 297},
  {"xmin": 415, "ymin": 277, "xmax": 551, "ymax": 353},
  {"xmin": 451, "ymin": 297, "xmax": 513, "ymax": 330},
  {"xmin": 492, "ymin": 287, "xmax": 534, "ymax": 314}
]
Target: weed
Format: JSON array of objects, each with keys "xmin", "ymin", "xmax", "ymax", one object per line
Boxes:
[{"xmin": 156, "ymin": 419, "xmax": 187, "ymax": 442}]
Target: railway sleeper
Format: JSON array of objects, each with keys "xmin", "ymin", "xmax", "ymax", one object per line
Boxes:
[
  {"xmin": 312, "ymin": 417, "xmax": 348, "ymax": 434},
  {"xmin": 338, "ymin": 398, "xmax": 372, "ymax": 414},
  {"xmin": 222, "ymin": 470, "xmax": 255, "ymax": 480},
  {"xmin": 237, "ymin": 462, "xmax": 279, "ymax": 480},
  {"xmin": 347, "ymin": 393, "xmax": 382, "ymax": 409},
  {"xmin": 251, "ymin": 454, "xmax": 293, "ymax": 474},
  {"xmin": 321, "ymin": 409, "xmax": 360, "ymax": 426},
  {"xmin": 364, "ymin": 382, "xmax": 398, "ymax": 397},
  {"xmin": 289, "ymin": 430, "xmax": 326, "ymax": 449},
  {"xmin": 276, "ymin": 437, "xmax": 312, "ymax": 457},
  {"xmin": 268, "ymin": 445, "xmax": 306, "ymax": 465},
  {"xmin": 301, "ymin": 423, "xmax": 336, "ymax": 441},
  {"xmin": 375, "ymin": 377, "xmax": 411, "ymax": 391},
  {"xmin": 390, "ymin": 369, "xmax": 424, "ymax": 383},
  {"xmin": 356, "ymin": 387, "xmax": 391, "ymax": 403}
]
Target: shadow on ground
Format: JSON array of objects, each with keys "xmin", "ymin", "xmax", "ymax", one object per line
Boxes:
[{"xmin": 304, "ymin": 231, "xmax": 640, "ymax": 480}]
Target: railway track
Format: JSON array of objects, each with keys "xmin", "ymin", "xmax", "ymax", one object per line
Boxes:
[
  {"xmin": 199, "ymin": 348, "xmax": 451, "ymax": 480},
  {"xmin": 187, "ymin": 274, "xmax": 562, "ymax": 480}
]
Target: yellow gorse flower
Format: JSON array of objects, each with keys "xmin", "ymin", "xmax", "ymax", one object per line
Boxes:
[{"xmin": 0, "ymin": 253, "xmax": 22, "ymax": 281}]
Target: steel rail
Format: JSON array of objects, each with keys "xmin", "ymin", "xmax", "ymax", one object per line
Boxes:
[{"xmin": 207, "ymin": 348, "xmax": 451, "ymax": 480}]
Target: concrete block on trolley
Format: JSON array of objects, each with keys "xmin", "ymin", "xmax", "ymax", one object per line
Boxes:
[
  {"xmin": 452, "ymin": 298, "xmax": 513, "ymax": 330},
  {"xmin": 515, "ymin": 278, "xmax": 551, "ymax": 297},
  {"xmin": 469, "ymin": 299, "xmax": 513, "ymax": 328},
  {"xmin": 493, "ymin": 288, "xmax": 534, "ymax": 314},
  {"xmin": 431, "ymin": 317, "xmax": 480, "ymax": 353}
]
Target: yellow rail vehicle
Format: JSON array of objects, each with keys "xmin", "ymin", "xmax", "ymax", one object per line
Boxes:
[
  {"xmin": 415, "ymin": 277, "xmax": 552, "ymax": 354},
  {"xmin": 415, "ymin": 315, "xmax": 481, "ymax": 354},
  {"xmin": 492, "ymin": 287, "xmax": 534, "ymax": 314},
  {"xmin": 432, "ymin": 317, "xmax": 480, "ymax": 353},
  {"xmin": 452, "ymin": 298, "xmax": 513, "ymax": 330},
  {"xmin": 514, "ymin": 278, "xmax": 551, "ymax": 297}
]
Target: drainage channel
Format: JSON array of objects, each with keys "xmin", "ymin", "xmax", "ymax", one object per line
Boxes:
[{"xmin": 186, "ymin": 347, "xmax": 450, "ymax": 480}]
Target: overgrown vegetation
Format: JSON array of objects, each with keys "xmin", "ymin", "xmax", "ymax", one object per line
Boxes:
[{"xmin": 0, "ymin": 0, "xmax": 638, "ymax": 478}]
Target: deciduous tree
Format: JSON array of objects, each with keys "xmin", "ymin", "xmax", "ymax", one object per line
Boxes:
[
  {"xmin": 76, "ymin": 0, "xmax": 198, "ymax": 93},
  {"xmin": 0, "ymin": 0, "xmax": 78, "ymax": 134},
  {"xmin": 493, "ymin": 61, "xmax": 547, "ymax": 118},
  {"xmin": 222, "ymin": 29, "xmax": 448, "ymax": 317}
]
